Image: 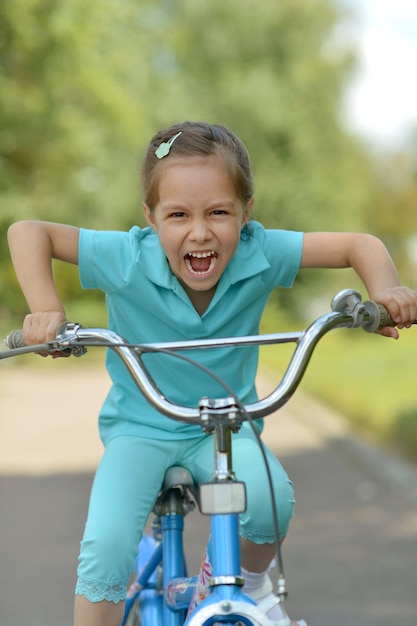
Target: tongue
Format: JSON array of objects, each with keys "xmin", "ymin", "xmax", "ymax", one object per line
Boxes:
[{"xmin": 190, "ymin": 256, "xmax": 211, "ymax": 272}]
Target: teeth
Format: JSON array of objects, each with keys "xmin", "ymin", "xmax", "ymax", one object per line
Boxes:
[{"xmin": 187, "ymin": 251, "xmax": 215, "ymax": 259}]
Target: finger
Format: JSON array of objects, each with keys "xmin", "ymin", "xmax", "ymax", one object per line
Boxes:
[
  {"xmin": 23, "ymin": 315, "xmax": 39, "ymax": 346},
  {"xmin": 51, "ymin": 351, "xmax": 71, "ymax": 359},
  {"xmin": 376, "ymin": 326, "xmax": 399, "ymax": 340}
]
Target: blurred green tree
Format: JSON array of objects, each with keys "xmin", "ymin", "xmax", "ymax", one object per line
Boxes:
[
  {"xmin": 365, "ymin": 142, "xmax": 417, "ymax": 287},
  {"xmin": 0, "ymin": 0, "xmax": 152, "ymax": 229}
]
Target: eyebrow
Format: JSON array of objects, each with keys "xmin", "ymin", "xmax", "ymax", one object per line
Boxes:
[{"xmin": 159, "ymin": 199, "xmax": 237, "ymax": 212}]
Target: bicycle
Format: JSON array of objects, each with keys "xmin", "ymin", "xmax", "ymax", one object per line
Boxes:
[{"xmin": 1, "ymin": 289, "xmax": 408, "ymax": 626}]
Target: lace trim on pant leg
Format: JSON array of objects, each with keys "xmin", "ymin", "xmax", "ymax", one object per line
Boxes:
[{"xmin": 75, "ymin": 576, "xmax": 127, "ymax": 603}]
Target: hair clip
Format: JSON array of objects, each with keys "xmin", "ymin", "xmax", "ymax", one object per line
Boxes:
[{"xmin": 155, "ymin": 131, "xmax": 182, "ymax": 159}]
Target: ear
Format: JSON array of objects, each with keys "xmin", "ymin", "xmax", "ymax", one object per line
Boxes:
[
  {"xmin": 242, "ymin": 197, "xmax": 254, "ymax": 226},
  {"xmin": 143, "ymin": 202, "xmax": 156, "ymax": 230}
]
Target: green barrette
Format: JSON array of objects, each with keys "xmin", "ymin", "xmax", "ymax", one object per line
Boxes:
[{"xmin": 155, "ymin": 131, "xmax": 183, "ymax": 159}]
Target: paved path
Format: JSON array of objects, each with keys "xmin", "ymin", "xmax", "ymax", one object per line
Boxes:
[{"xmin": 1, "ymin": 359, "xmax": 417, "ymax": 625}]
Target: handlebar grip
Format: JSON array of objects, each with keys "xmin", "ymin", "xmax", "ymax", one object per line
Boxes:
[
  {"xmin": 5, "ymin": 329, "xmax": 25, "ymax": 349},
  {"xmin": 362, "ymin": 300, "xmax": 395, "ymax": 332},
  {"xmin": 374, "ymin": 303, "xmax": 395, "ymax": 327}
]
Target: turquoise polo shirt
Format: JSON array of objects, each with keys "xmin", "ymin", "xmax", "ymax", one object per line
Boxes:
[{"xmin": 79, "ymin": 222, "xmax": 303, "ymax": 443}]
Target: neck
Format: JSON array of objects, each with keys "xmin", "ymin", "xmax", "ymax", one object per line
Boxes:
[{"xmin": 183, "ymin": 284, "xmax": 217, "ymax": 316}]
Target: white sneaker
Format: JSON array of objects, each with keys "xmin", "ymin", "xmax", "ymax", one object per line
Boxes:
[{"xmin": 256, "ymin": 593, "xmax": 307, "ymax": 626}]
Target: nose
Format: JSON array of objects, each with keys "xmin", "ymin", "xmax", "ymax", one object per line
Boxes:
[{"xmin": 189, "ymin": 216, "xmax": 211, "ymax": 244}]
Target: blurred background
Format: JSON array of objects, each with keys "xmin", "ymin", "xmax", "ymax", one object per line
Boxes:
[{"xmin": 1, "ymin": 0, "xmax": 417, "ymax": 458}]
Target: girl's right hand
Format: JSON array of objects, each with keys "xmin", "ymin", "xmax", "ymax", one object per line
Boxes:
[{"xmin": 23, "ymin": 311, "xmax": 69, "ymax": 357}]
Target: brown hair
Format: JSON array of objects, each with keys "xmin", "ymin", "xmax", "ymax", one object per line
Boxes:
[{"xmin": 141, "ymin": 121, "xmax": 254, "ymax": 210}]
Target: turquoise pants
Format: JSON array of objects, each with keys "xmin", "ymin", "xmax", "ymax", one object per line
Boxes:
[{"xmin": 75, "ymin": 428, "xmax": 295, "ymax": 603}]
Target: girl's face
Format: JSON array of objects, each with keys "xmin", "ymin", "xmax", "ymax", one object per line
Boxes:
[{"xmin": 144, "ymin": 156, "xmax": 252, "ymax": 309}]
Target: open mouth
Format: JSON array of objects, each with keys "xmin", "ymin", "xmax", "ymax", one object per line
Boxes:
[{"xmin": 184, "ymin": 251, "xmax": 218, "ymax": 276}]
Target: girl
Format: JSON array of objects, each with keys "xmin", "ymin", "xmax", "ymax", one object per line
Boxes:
[{"xmin": 7, "ymin": 121, "xmax": 417, "ymax": 626}]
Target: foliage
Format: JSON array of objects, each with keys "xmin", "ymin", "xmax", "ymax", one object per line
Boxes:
[
  {"xmin": 364, "ymin": 147, "xmax": 417, "ymax": 287},
  {"xmin": 0, "ymin": 0, "xmax": 153, "ymax": 227}
]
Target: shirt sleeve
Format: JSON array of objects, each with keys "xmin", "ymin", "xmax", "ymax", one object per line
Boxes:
[
  {"xmin": 264, "ymin": 228, "xmax": 304, "ymax": 288},
  {"xmin": 248, "ymin": 222, "xmax": 304, "ymax": 288},
  {"xmin": 78, "ymin": 227, "xmax": 141, "ymax": 293}
]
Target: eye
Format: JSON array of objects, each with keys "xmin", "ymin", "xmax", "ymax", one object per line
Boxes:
[{"xmin": 211, "ymin": 209, "xmax": 228, "ymax": 216}]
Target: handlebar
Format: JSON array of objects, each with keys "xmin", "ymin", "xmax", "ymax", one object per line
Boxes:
[{"xmin": 0, "ymin": 290, "xmax": 411, "ymax": 426}]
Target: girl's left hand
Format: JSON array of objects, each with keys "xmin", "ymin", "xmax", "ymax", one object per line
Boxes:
[{"xmin": 372, "ymin": 286, "xmax": 417, "ymax": 339}]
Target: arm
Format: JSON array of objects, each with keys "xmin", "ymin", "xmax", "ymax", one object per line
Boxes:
[
  {"xmin": 7, "ymin": 220, "xmax": 80, "ymax": 345},
  {"xmin": 301, "ymin": 232, "xmax": 417, "ymax": 339}
]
